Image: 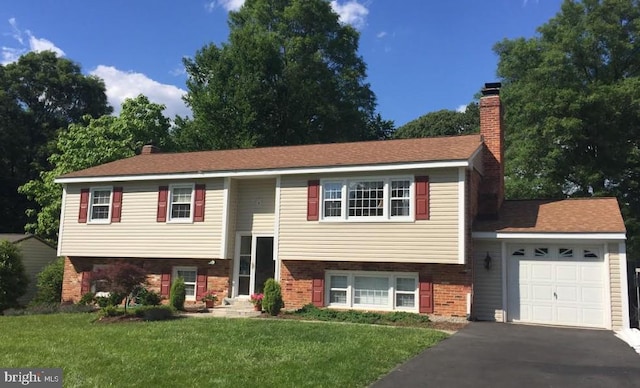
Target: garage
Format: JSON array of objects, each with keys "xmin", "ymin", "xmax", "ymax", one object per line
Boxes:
[{"xmin": 507, "ymin": 245, "xmax": 606, "ymax": 328}]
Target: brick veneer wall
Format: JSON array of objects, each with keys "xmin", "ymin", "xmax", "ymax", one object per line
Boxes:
[
  {"xmin": 280, "ymin": 260, "xmax": 472, "ymax": 317},
  {"xmin": 62, "ymin": 256, "xmax": 230, "ymax": 305},
  {"xmin": 478, "ymin": 92, "xmax": 504, "ymax": 217}
]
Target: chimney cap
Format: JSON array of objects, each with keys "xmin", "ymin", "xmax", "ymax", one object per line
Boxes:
[
  {"xmin": 141, "ymin": 144, "xmax": 161, "ymax": 155},
  {"xmin": 481, "ymin": 82, "xmax": 502, "ymax": 96}
]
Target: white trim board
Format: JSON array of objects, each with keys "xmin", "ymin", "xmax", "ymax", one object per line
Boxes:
[
  {"xmin": 472, "ymin": 232, "xmax": 626, "ymax": 240},
  {"xmin": 54, "ymin": 160, "xmax": 471, "ymax": 184}
]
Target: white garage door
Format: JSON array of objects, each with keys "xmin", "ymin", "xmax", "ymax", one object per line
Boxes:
[{"xmin": 507, "ymin": 246, "xmax": 606, "ymax": 328}]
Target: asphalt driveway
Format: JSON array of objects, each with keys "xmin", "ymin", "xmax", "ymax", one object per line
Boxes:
[{"xmin": 372, "ymin": 322, "xmax": 640, "ymax": 388}]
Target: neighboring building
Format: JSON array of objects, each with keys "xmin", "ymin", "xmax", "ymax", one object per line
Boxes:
[
  {"xmin": 55, "ymin": 83, "xmax": 629, "ymax": 329},
  {"xmin": 0, "ymin": 234, "xmax": 57, "ymax": 304}
]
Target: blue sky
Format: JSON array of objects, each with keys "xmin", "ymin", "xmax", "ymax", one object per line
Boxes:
[{"xmin": 1, "ymin": 0, "xmax": 564, "ymax": 127}]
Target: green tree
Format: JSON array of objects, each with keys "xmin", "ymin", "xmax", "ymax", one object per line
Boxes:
[
  {"xmin": 19, "ymin": 95, "xmax": 173, "ymax": 241},
  {"xmin": 394, "ymin": 103, "xmax": 479, "ymax": 139},
  {"xmin": 0, "ymin": 51, "xmax": 111, "ymax": 233},
  {"xmin": 170, "ymin": 277, "xmax": 186, "ymax": 311},
  {"xmin": 0, "ymin": 240, "xmax": 28, "ymax": 310},
  {"xmin": 32, "ymin": 257, "xmax": 64, "ymax": 305},
  {"xmin": 494, "ymin": 0, "xmax": 640, "ymax": 256},
  {"xmin": 175, "ymin": 0, "xmax": 389, "ymax": 151},
  {"xmin": 262, "ymin": 278, "xmax": 284, "ymax": 316}
]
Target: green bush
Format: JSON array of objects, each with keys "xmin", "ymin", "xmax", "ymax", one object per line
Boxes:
[
  {"xmin": 262, "ymin": 278, "xmax": 284, "ymax": 316},
  {"xmin": 136, "ymin": 287, "xmax": 162, "ymax": 306},
  {"xmin": 58, "ymin": 304, "xmax": 95, "ymax": 314},
  {"xmin": 291, "ymin": 304, "xmax": 431, "ymax": 326},
  {"xmin": 134, "ymin": 306, "xmax": 174, "ymax": 321},
  {"xmin": 170, "ymin": 277, "xmax": 186, "ymax": 311},
  {"xmin": 0, "ymin": 240, "xmax": 28, "ymax": 311},
  {"xmin": 78, "ymin": 292, "xmax": 96, "ymax": 305},
  {"xmin": 99, "ymin": 305, "xmax": 122, "ymax": 317},
  {"xmin": 32, "ymin": 257, "xmax": 64, "ymax": 305},
  {"xmin": 95, "ymin": 292, "xmax": 125, "ymax": 308}
]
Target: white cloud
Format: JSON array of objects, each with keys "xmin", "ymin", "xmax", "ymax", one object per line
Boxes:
[
  {"xmin": 456, "ymin": 104, "xmax": 467, "ymax": 113},
  {"xmin": 90, "ymin": 65, "xmax": 191, "ymax": 119},
  {"xmin": 205, "ymin": 0, "xmax": 245, "ymax": 12},
  {"xmin": 1, "ymin": 18, "xmax": 65, "ymax": 64},
  {"xmin": 206, "ymin": 0, "xmax": 369, "ymax": 29},
  {"xmin": 27, "ymin": 33, "xmax": 65, "ymax": 57},
  {"xmin": 330, "ymin": 1, "xmax": 369, "ymax": 29},
  {"xmin": 376, "ymin": 31, "xmax": 387, "ymax": 39}
]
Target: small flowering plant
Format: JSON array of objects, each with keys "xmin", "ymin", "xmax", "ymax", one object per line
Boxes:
[
  {"xmin": 201, "ymin": 290, "xmax": 218, "ymax": 303},
  {"xmin": 250, "ymin": 293, "xmax": 264, "ymax": 305}
]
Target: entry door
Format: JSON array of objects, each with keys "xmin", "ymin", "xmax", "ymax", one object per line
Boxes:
[{"xmin": 236, "ymin": 235, "xmax": 275, "ymax": 296}]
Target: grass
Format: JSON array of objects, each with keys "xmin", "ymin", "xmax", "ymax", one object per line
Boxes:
[{"xmin": 0, "ymin": 313, "xmax": 448, "ymax": 388}]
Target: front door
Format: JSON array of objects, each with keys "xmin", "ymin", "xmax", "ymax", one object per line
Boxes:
[{"xmin": 236, "ymin": 234, "xmax": 275, "ymax": 296}]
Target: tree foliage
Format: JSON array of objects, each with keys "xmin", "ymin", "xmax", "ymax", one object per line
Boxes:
[
  {"xmin": 262, "ymin": 278, "xmax": 284, "ymax": 316},
  {"xmin": 19, "ymin": 95, "xmax": 173, "ymax": 241},
  {"xmin": 170, "ymin": 277, "xmax": 186, "ymax": 311},
  {"xmin": 0, "ymin": 240, "xmax": 28, "ymax": 310},
  {"xmin": 495, "ymin": 0, "xmax": 640, "ymax": 256},
  {"xmin": 394, "ymin": 103, "xmax": 479, "ymax": 139},
  {"xmin": 32, "ymin": 257, "xmax": 64, "ymax": 305},
  {"xmin": 0, "ymin": 51, "xmax": 111, "ymax": 233},
  {"xmin": 175, "ymin": 0, "xmax": 391, "ymax": 151},
  {"xmin": 92, "ymin": 261, "xmax": 147, "ymax": 312}
]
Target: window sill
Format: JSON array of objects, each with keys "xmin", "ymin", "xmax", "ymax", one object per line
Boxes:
[
  {"xmin": 319, "ymin": 217, "xmax": 415, "ymax": 223},
  {"xmin": 87, "ymin": 219, "xmax": 111, "ymax": 225}
]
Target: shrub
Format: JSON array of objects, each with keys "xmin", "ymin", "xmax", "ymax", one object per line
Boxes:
[
  {"xmin": 262, "ymin": 278, "xmax": 284, "ymax": 316},
  {"xmin": 291, "ymin": 305, "xmax": 431, "ymax": 326},
  {"xmin": 0, "ymin": 240, "xmax": 28, "ymax": 311},
  {"xmin": 32, "ymin": 257, "xmax": 64, "ymax": 305},
  {"xmin": 78, "ymin": 292, "xmax": 96, "ymax": 306},
  {"xmin": 94, "ymin": 292, "xmax": 125, "ymax": 308},
  {"xmin": 136, "ymin": 287, "xmax": 162, "ymax": 306},
  {"xmin": 134, "ymin": 306, "xmax": 174, "ymax": 321},
  {"xmin": 58, "ymin": 304, "xmax": 95, "ymax": 314},
  {"xmin": 99, "ymin": 305, "xmax": 122, "ymax": 317},
  {"xmin": 170, "ymin": 277, "xmax": 186, "ymax": 311}
]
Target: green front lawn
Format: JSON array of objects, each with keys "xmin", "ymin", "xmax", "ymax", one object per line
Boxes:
[{"xmin": 0, "ymin": 314, "xmax": 447, "ymax": 387}]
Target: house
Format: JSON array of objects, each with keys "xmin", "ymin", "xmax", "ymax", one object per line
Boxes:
[
  {"xmin": 54, "ymin": 83, "xmax": 630, "ymax": 329},
  {"xmin": 0, "ymin": 234, "xmax": 57, "ymax": 304}
]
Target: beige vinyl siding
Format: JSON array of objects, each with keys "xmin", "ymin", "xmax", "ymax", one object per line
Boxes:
[
  {"xmin": 609, "ymin": 244, "xmax": 623, "ymax": 330},
  {"xmin": 278, "ymin": 169, "xmax": 460, "ymax": 263},
  {"xmin": 16, "ymin": 238, "xmax": 56, "ymax": 304},
  {"xmin": 60, "ymin": 180, "xmax": 224, "ymax": 259},
  {"xmin": 473, "ymin": 240, "xmax": 503, "ymax": 321},
  {"xmin": 235, "ymin": 179, "xmax": 276, "ymax": 233},
  {"xmin": 225, "ymin": 179, "xmax": 238, "ymax": 259}
]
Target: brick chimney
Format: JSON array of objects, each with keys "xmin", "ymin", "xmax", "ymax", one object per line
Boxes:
[
  {"xmin": 478, "ymin": 82, "xmax": 504, "ymax": 218},
  {"xmin": 141, "ymin": 144, "xmax": 161, "ymax": 155}
]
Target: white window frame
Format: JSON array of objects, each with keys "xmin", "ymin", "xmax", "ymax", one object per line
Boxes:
[
  {"xmin": 325, "ymin": 270, "xmax": 419, "ymax": 312},
  {"xmin": 319, "ymin": 176, "xmax": 414, "ymax": 222},
  {"xmin": 88, "ymin": 187, "xmax": 113, "ymax": 224},
  {"xmin": 173, "ymin": 266, "xmax": 197, "ymax": 301},
  {"xmin": 168, "ymin": 183, "xmax": 195, "ymax": 223}
]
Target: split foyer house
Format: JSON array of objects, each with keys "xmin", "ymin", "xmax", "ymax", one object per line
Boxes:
[{"xmin": 56, "ymin": 83, "xmax": 630, "ymax": 330}]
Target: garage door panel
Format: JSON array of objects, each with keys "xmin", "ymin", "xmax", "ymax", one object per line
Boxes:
[{"xmin": 507, "ymin": 245, "xmax": 606, "ymax": 328}]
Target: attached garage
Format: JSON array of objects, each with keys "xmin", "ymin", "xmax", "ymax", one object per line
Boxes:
[
  {"xmin": 507, "ymin": 245, "xmax": 605, "ymax": 328},
  {"xmin": 472, "ymin": 199, "xmax": 629, "ymax": 330}
]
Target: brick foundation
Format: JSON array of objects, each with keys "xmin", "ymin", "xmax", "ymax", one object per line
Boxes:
[
  {"xmin": 280, "ymin": 260, "xmax": 472, "ymax": 317},
  {"xmin": 62, "ymin": 257, "xmax": 231, "ymax": 306}
]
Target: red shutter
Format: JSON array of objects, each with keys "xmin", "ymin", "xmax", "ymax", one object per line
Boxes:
[
  {"xmin": 80, "ymin": 271, "xmax": 92, "ymax": 295},
  {"xmin": 157, "ymin": 186, "xmax": 169, "ymax": 222},
  {"xmin": 312, "ymin": 278, "xmax": 324, "ymax": 307},
  {"xmin": 194, "ymin": 184, "xmax": 206, "ymax": 222},
  {"xmin": 307, "ymin": 180, "xmax": 320, "ymax": 221},
  {"xmin": 415, "ymin": 176, "xmax": 430, "ymax": 220},
  {"xmin": 78, "ymin": 188, "xmax": 89, "ymax": 223},
  {"xmin": 111, "ymin": 187, "xmax": 123, "ymax": 222},
  {"xmin": 419, "ymin": 277, "xmax": 433, "ymax": 313},
  {"xmin": 160, "ymin": 273, "xmax": 171, "ymax": 296},
  {"xmin": 196, "ymin": 273, "xmax": 207, "ymax": 300}
]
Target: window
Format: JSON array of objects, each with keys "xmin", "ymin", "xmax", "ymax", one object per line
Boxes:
[
  {"xmin": 89, "ymin": 187, "xmax": 112, "ymax": 223},
  {"xmin": 534, "ymin": 248, "xmax": 549, "ymax": 257},
  {"xmin": 323, "ymin": 182, "xmax": 343, "ymax": 218},
  {"xmin": 559, "ymin": 248, "xmax": 574, "ymax": 258},
  {"xmin": 325, "ymin": 271, "xmax": 418, "ymax": 311},
  {"xmin": 169, "ymin": 185, "xmax": 194, "ymax": 222},
  {"xmin": 173, "ymin": 266, "xmax": 197, "ymax": 301},
  {"xmin": 320, "ymin": 177, "xmax": 413, "ymax": 221}
]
